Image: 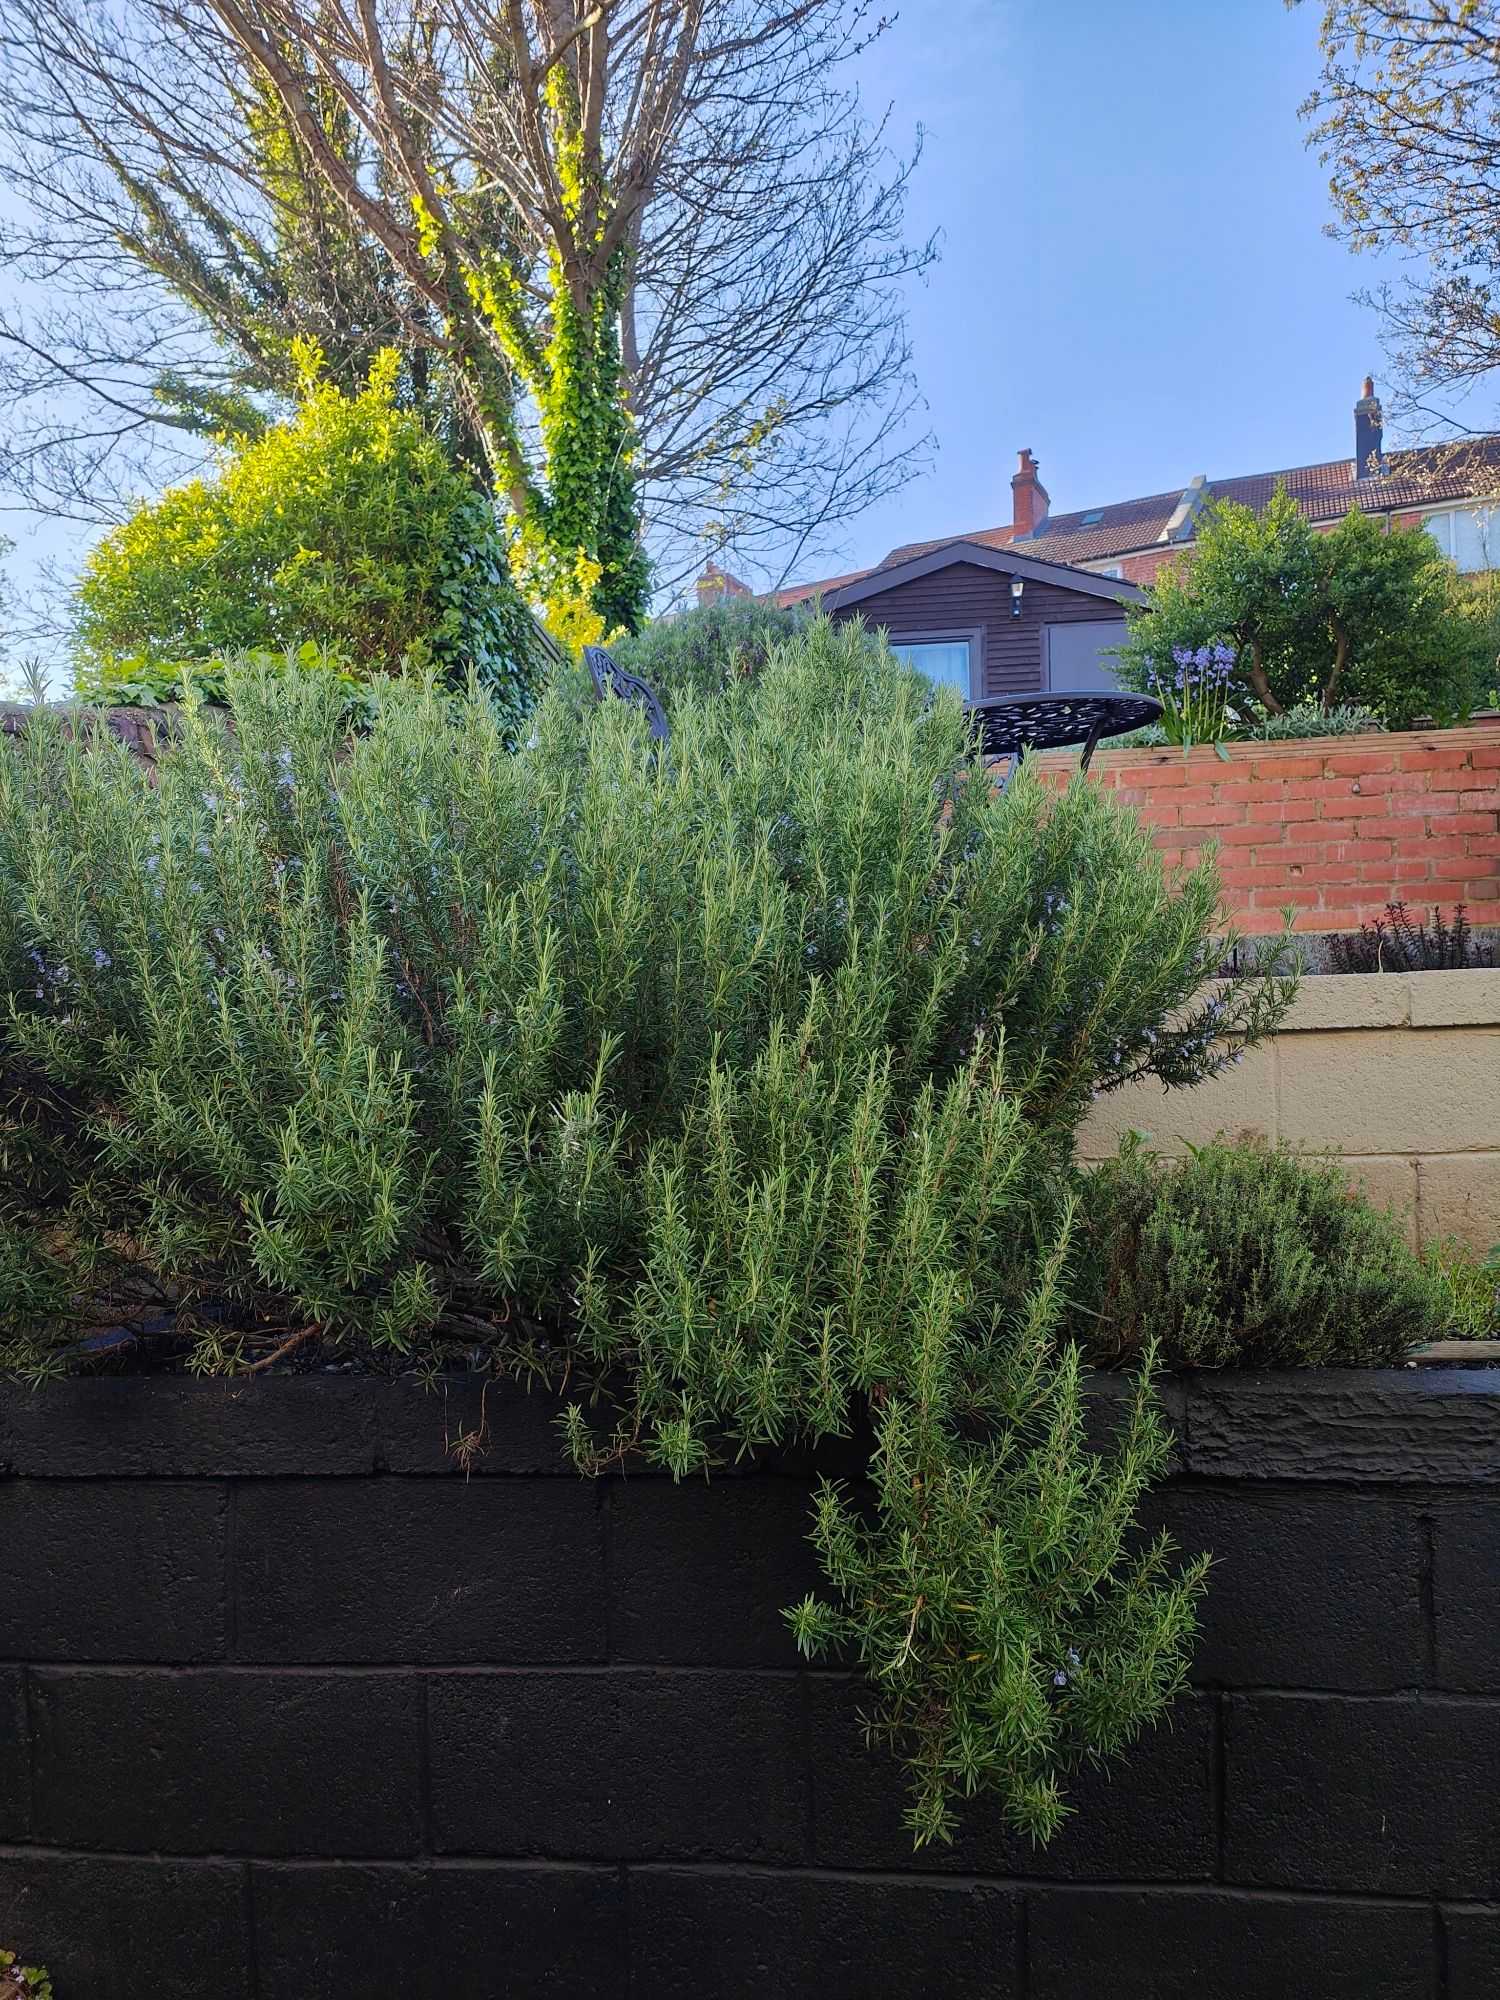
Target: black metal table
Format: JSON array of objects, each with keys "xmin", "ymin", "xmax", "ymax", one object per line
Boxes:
[{"xmin": 968, "ymin": 690, "xmax": 1163, "ymax": 788}]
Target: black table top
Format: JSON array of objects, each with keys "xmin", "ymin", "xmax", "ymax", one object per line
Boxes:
[{"xmin": 967, "ymin": 689, "xmax": 1164, "ymax": 757}]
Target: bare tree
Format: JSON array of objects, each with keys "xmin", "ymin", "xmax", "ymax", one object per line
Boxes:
[
  {"xmin": 0, "ymin": 0, "xmax": 931, "ymax": 613},
  {"xmin": 1298, "ymin": 0, "xmax": 1500, "ymax": 432}
]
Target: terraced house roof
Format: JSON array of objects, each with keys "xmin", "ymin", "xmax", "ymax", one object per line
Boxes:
[{"xmin": 775, "ymin": 412, "xmax": 1500, "ymax": 607}]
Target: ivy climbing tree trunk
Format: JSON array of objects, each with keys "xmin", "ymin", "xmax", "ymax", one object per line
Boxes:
[
  {"xmin": 186, "ymin": 0, "xmax": 697, "ymax": 639},
  {"xmin": 0, "ymin": 0, "xmax": 931, "ymax": 605}
]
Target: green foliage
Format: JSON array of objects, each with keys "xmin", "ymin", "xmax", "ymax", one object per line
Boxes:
[
  {"xmin": 1117, "ymin": 485, "xmax": 1477, "ymax": 727},
  {"xmin": 1425, "ymin": 1237, "xmax": 1500, "ymax": 1341},
  {"xmin": 0, "ymin": 618, "xmax": 1296, "ymax": 1844},
  {"xmin": 89, "ymin": 643, "xmax": 366, "ymax": 718},
  {"xmin": 1238, "ymin": 701, "xmax": 1383, "ymax": 741},
  {"xmin": 1070, "ymin": 1136, "xmax": 1442, "ymax": 1369},
  {"xmin": 74, "ymin": 350, "xmax": 544, "ymax": 732},
  {"xmin": 0, "ymin": 1947, "xmax": 53, "ymax": 1999},
  {"xmin": 1108, "ymin": 702, "xmax": 1383, "ymax": 751},
  {"xmin": 609, "ymin": 597, "xmax": 810, "ymax": 706}
]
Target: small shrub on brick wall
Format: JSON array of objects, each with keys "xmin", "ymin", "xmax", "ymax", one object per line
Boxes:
[
  {"xmin": 1070, "ymin": 1136, "xmax": 1441, "ymax": 1368},
  {"xmin": 0, "ymin": 620, "xmax": 1297, "ymax": 1846},
  {"xmin": 1326, "ymin": 901, "xmax": 1495, "ymax": 973}
]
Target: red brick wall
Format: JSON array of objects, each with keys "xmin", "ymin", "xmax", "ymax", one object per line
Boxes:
[{"xmin": 1035, "ymin": 723, "xmax": 1500, "ymax": 934}]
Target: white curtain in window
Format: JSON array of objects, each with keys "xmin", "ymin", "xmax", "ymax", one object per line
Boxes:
[
  {"xmin": 1423, "ymin": 507, "xmax": 1499, "ymax": 573},
  {"xmin": 892, "ymin": 640, "xmax": 971, "ymax": 694}
]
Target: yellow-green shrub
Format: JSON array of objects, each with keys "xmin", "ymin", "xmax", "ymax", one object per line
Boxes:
[{"xmin": 74, "ymin": 348, "xmax": 543, "ymax": 729}]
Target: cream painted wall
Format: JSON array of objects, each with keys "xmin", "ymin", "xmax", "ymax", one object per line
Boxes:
[{"xmin": 1076, "ymin": 972, "xmax": 1500, "ymax": 1252}]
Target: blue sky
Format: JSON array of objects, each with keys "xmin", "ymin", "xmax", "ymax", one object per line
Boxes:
[
  {"xmin": 835, "ymin": 0, "xmax": 1407, "ymax": 579},
  {"xmin": 0, "ymin": 0, "xmax": 1423, "ymax": 649}
]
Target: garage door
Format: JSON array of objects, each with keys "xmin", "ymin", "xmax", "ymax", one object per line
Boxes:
[{"xmin": 1044, "ymin": 620, "xmax": 1128, "ymax": 692}]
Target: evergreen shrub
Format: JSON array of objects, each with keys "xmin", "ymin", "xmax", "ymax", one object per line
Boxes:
[
  {"xmin": 73, "ymin": 347, "xmax": 544, "ymax": 732},
  {"xmin": 609, "ymin": 596, "xmax": 808, "ymax": 705},
  {"xmin": 1071, "ymin": 1136, "xmax": 1440, "ymax": 1369},
  {"xmin": 0, "ymin": 618, "xmax": 1295, "ymax": 1845}
]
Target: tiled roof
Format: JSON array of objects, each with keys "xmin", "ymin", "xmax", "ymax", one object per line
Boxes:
[
  {"xmin": 782, "ymin": 433, "xmax": 1500, "ymax": 598},
  {"xmin": 773, "ymin": 567, "xmax": 872, "ymax": 608}
]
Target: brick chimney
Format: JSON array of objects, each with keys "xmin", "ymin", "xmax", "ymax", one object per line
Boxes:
[
  {"xmin": 1354, "ymin": 377, "xmax": 1385, "ymax": 480},
  {"xmin": 1012, "ymin": 449, "xmax": 1050, "ymax": 537},
  {"xmin": 696, "ymin": 563, "xmax": 753, "ymax": 607}
]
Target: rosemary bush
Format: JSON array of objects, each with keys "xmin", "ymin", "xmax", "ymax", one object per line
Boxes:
[
  {"xmin": 1071, "ymin": 1136, "xmax": 1440, "ymax": 1369},
  {"xmin": 0, "ymin": 619, "xmax": 1293, "ymax": 1844}
]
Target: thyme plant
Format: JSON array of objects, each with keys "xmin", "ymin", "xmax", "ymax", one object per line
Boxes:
[{"xmin": 0, "ymin": 619, "xmax": 1293, "ymax": 1844}]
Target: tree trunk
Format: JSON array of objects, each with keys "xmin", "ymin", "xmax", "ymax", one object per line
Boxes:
[
  {"xmin": 1244, "ymin": 637, "xmax": 1283, "ymax": 715},
  {"xmin": 1322, "ymin": 616, "xmax": 1349, "ymax": 712}
]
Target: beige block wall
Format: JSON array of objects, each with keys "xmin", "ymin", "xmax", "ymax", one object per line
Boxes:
[{"xmin": 1075, "ymin": 971, "xmax": 1500, "ymax": 1252}]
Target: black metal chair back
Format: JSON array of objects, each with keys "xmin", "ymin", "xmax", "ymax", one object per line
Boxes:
[{"xmin": 584, "ymin": 644, "xmax": 669, "ymax": 743}]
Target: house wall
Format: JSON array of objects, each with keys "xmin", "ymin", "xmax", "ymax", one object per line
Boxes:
[
  {"xmin": 1076, "ymin": 969, "xmax": 1500, "ymax": 1251},
  {"xmin": 1034, "ymin": 723, "xmax": 1500, "ymax": 934},
  {"xmin": 831, "ymin": 560, "xmax": 1134, "ymax": 696},
  {"xmin": 4, "ymin": 1371, "xmax": 1500, "ymax": 2000}
]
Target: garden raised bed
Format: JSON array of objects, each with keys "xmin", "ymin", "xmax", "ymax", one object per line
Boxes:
[{"xmin": 2, "ymin": 1369, "xmax": 1499, "ymax": 1999}]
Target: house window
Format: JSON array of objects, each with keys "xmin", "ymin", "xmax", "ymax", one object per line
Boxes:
[
  {"xmin": 1423, "ymin": 506, "xmax": 1499, "ymax": 573},
  {"xmin": 888, "ymin": 628, "xmax": 982, "ymax": 698}
]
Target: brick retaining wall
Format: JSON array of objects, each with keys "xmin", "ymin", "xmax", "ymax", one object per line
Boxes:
[
  {"xmin": 1036, "ymin": 722, "xmax": 1500, "ymax": 934},
  {"xmin": 2, "ymin": 1372, "xmax": 1499, "ymax": 1999}
]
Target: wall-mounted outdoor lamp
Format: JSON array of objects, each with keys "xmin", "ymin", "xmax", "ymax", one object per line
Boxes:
[{"xmin": 1010, "ymin": 573, "xmax": 1025, "ymax": 617}]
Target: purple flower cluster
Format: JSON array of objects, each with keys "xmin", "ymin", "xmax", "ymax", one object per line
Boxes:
[{"xmin": 1143, "ymin": 642, "xmax": 1234, "ymax": 695}]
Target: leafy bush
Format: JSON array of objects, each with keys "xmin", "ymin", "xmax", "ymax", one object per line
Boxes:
[
  {"xmin": 0, "ymin": 618, "xmax": 1295, "ymax": 1846},
  {"xmin": 1116, "ymin": 484, "xmax": 1477, "ymax": 728},
  {"xmin": 0, "ymin": 1949, "xmax": 52, "ymax": 2000},
  {"xmin": 1426, "ymin": 1238, "xmax": 1500, "ymax": 1341},
  {"xmin": 1326, "ymin": 901, "xmax": 1495, "ymax": 973},
  {"xmin": 1071, "ymin": 1136, "xmax": 1441, "ymax": 1369},
  {"xmin": 608, "ymin": 596, "xmax": 808, "ymax": 705},
  {"xmin": 1108, "ymin": 702, "xmax": 1383, "ymax": 752},
  {"xmin": 73, "ymin": 347, "xmax": 544, "ymax": 732},
  {"xmin": 1239, "ymin": 702, "xmax": 1384, "ymax": 741}
]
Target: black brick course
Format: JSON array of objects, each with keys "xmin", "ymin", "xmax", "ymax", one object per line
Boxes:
[
  {"xmin": 0, "ymin": 1481, "xmax": 226, "ymax": 1662},
  {"xmin": 0, "ymin": 1670, "xmax": 28, "ymax": 1841},
  {"xmin": 0, "ymin": 1851, "xmax": 252, "ymax": 2000},
  {"xmin": 1223, "ymin": 1691, "xmax": 1500, "ymax": 1898},
  {"xmin": 231, "ymin": 1476, "xmax": 608, "ymax": 1663},
  {"xmin": 27, "ymin": 1668, "xmax": 425, "ymax": 1856},
  {"xmin": 1444, "ymin": 1903, "xmax": 1500, "ymax": 2000},
  {"xmin": 1027, "ymin": 1887, "xmax": 1436, "ymax": 2000},
  {"xmin": 628, "ymin": 1868, "xmax": 1021, "ymax": 1999},
  {"xmin": 0, "ymin": 1368, "xmax": 1496, "ymax": 1997},
  {"xmin": 1433, "ymin": 1498, "xmax": 1500, "ymax": 1692},
  {"xmin": 250, "ymin": 1861, "xmax": 629, "ymax": 1999},
  {"xmin": 428, "ymin": 1668, "xmax": 808, "ymax": 1862}
]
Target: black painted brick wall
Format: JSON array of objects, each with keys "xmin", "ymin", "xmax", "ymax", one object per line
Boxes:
[{"xmin": 2, "ymin": 1371, "xmax": 1499, "ymax": 2000}]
